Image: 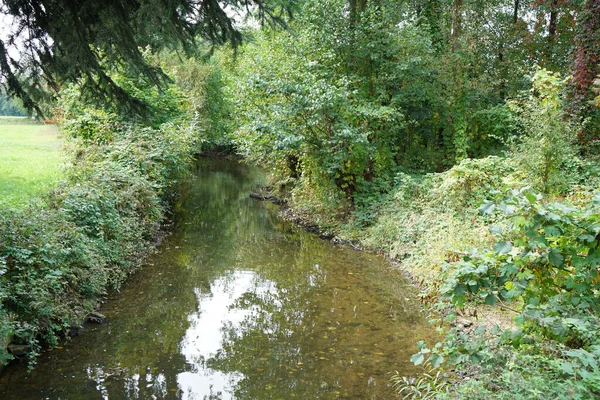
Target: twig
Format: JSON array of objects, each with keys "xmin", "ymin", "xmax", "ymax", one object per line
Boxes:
[{"xmin": 497, "ymin": 300, "xmax": 521, "ymax": 314}]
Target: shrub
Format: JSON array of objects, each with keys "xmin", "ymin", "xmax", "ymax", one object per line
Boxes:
[
  {"xmin": 0, "ymin": 111, "xmax": 199, "ymax": 367},
  {"xmin": 410, "ymin": 188, "xmax": 600, "ymax": 398}
]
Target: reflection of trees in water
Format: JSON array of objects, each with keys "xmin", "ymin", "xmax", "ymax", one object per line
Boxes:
[
  {"xmin": 201, "ymin": 236, "xmax": 416, "ymax": 399},
  {"xmin": 206, "ymin": 263, "xmax": 329, "ymax": 399},
  {"xmin": 0, "ymin": 159, "xmax": 431, "ymax": 399}
]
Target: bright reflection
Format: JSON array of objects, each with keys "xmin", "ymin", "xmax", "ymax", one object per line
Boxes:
[{"xmin": 177, "ymin": 271, "xmax": 273, "ymax": 398}]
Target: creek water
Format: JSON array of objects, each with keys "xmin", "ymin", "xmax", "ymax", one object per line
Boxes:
[{"xmin": 0, "ymin": 158, "xmax": 434, "ymax": 399}]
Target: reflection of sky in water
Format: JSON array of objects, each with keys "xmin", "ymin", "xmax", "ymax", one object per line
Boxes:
[
  {"xmin": 0, "ymin": 159, "xmax": 433, "ymax": 400},
  {"xmin": 86, "ymin": 367, "xmax": 168, "ymax": 399},
  {"xmin": 177, "ymin": 271, "xmax": 273, "ymax": 399}
]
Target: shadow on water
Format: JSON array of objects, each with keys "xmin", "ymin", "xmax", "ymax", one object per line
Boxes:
[{"xmin": 0, "ymin": 158, "xmax": 436, "ymax": 399}]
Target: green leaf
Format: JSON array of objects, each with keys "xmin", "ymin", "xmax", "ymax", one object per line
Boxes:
[
  {"xmin": 453, "ymin": 295, "xmax": 467, "ymax": 307},
  {"xmin": 548, "ymin": 248, "xmax": 564, "ymax": 267},
  {"xmin": 528, "ymin": 297, "xmax": 540, "ymax": 306},
  {"xmin": 410, "ymin": 352, "xmax": 425, "ymax": 366},
  {"xmin": 479, "ymin": 201, "xmax": 495, "ymax": 215},
  {"xmin": 428, "ymin": 354, "xmax": 444, "ymax": 368},
  {"xmin": 489, "ymin": 225, "xmax": 503, "ymax": 235},
  {"xmin": 469, "ymin": 353, "xmax": 482, "ymax": 365},
  {"xmin": 453, "ymin": 284, "xmax": 466, "ymax": 296},
  {"xmin": 525, "ymin": 193, "xmax": 537, "ymax": 204},
  {"xmin": 578, "ymin": 234, "xmax": 595, "ymax": 243},
  {"xmin": 559, "ymin": 361, "xmax": 574, "ymax": 375},
  {"xmin": 484, "ymin": 293, "xmax": 497, "ymax": 305},
  {"xmin": 494, "ymin": 241, "xmax": 512, "ymax": 255}
]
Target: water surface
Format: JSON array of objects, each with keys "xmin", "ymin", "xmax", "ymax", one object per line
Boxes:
[{"xmin": 0, "ymin": 158, "xmax": 433, "ymax": 399}]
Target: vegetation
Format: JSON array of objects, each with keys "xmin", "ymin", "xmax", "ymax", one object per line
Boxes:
[
  {"xmin": 0, "ymin": 0, "xmax": 295, "ymax": 116},
  {"xmin": 0, "ymin": 91, "xmax": 26, "ymax": 116},
  {"xmin": 215, "ymin": 0, "xmax": 600, "ymax": 397},
  {"xmin": 0, "ymin": 54, "xmax": 221, "ymax": 367},
  {"xmin": 0, "ymin": 122, "xmax": 64, "ymax": 207},
  {"xmin": 1, "ymin": 0, "xmax": 600, "ymax": 397}
]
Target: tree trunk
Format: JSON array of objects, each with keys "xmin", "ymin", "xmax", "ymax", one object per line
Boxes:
[
  {"xmin": 452, "ymin": 0, "xmax": 463, "ymax": 52},
  {"xmin": 513, "ymin": 0, "xmax": 520, "ymax": 24},
  {"xmin": 548, "ymin": 0, "xmax": 558, "ymax": 42}
]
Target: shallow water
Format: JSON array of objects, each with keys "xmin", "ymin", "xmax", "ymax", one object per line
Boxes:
[{"xmin": 0, "ymin": 158, "xmax": 434, "ymax": 399}]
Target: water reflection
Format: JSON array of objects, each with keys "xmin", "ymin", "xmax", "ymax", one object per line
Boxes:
[
  {"xmin": 0, "ymin": 159, "xmax": 435, "ymax": 399},
  {"xmin": 178, "ymin": 272, "xmax": 257, "ymax": 398}
]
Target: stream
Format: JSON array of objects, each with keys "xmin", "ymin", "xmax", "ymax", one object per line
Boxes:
[{"xmin": 0, "ymin": 158, "xmax": 434, "ymax": 399}]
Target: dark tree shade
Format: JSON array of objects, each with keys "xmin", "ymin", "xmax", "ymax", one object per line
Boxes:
[{"xmin": 0, "ymin": 0, "xmax": 295, "ymax": 116}]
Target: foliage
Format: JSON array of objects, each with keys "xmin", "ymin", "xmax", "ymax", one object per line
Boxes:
[
  {"xmin": 0, "ymin": 91, "xmax": 26, "ymax": 116},
  {"xmin": 56, "ymin": 49, "xmax": 188, "ymax": 128},
  {"xmin": 0, "ymin": 0, "xmax": 296, "ymax": 116},
  {"xmin": 442, "ymin": 190, "xmax": 600, "ymax": 343},
  {"xmin": 391, "ymin": 363, "xmax": 450, "ymax": 399},
  {"xmin": 225, "ymin": 0, "xmax": 560, "ymax": 227},
  {"xmin": 166, "ymin": 51, "xmax": 234, "ymax": 150},
  {"xmin": 593, "ymin": 73, "xmax": 600, "ymax": 108},
  {"xmin": 407, "ymin": 186, "xmax": 600, "ymax": 398},
  {"xmin": 0, "ymin": 52, "xmax": 218, "ymax": 366},
  {"xmin": 568, "ymin": 0, "xmax": 600, "ymax": 148},
  {"xmin": 510, "ymin": 68, "xmax": 576, "ymax": 193},
  {"xmin": 218, "ymin": 0, "xmax": 600, "ymax": 397},
  {"xmin": 348, "ymin": 157, "xmax": 511, "ymax": 289}
]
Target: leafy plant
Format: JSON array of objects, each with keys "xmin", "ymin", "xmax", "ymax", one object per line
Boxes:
[
  {"xmin": 391, "ymin": 363, "xmax": 450, "ymax": 399},
  {"xmin": 510, "ymin": 69, "xmax": 577, "ymax": 193}
]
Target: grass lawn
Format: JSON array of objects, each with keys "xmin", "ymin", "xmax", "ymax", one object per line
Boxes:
[{"xmin": 0, "ymin": 122, "xmax": 65, "ymax": 207}]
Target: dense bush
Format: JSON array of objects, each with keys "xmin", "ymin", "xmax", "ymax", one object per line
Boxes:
[
  {"xmin": 0, "ymin": 116, "xmax": 198, "ymax": 366},
  {"xmin": 404, "ymin": 188, "xmax": 600, "ymax": 399},
  {"xmin": 0, "ymin": 55, "xmax": 210, "ymax": 366}
]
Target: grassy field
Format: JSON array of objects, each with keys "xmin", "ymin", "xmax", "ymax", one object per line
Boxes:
[{"xmin": 0, "ymin": 121, "xmax": 65, "ymax": 206}]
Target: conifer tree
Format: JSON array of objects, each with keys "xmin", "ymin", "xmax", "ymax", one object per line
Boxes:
[{"xmin": 0, "ymin": 0, "xmax": 294, "ymax": 116}]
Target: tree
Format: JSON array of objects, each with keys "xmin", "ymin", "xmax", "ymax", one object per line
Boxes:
[
  {"xmin": 568, "ymin": 0, "xmax": 600, "ymax": 148},
  {"xmin": 0, "ymin": 89, "xmax": 26, "ymax": 115},
  {"xmin": 0, "ymin": 0, "xmax": 295, "ymax": 116}
]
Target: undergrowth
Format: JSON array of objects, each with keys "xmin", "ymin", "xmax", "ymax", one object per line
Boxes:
[
  {"xmin": 0, "ymin": 51, "xmax": 225, "ymax": 367},
  {"xmin": 0, "ymin": 118, "xmax": 199, "ymax": 367}
]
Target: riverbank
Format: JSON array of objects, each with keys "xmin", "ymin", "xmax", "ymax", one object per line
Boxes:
[
  {"xmin": 0, "ymin": 119, "xmax": 200, "ymax": 368},
  {"xmin": 258, "ymin": 154, "xmax": 600, "ymax": 398}
]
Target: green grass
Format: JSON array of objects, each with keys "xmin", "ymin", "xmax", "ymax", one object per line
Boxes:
[
  {"xmin": 0, "ymin": 123, "xmax": 65, "ymax": 207},
  {"xmin": 0, "ymin": 116, "xmax": 37, "ymax": 124}
]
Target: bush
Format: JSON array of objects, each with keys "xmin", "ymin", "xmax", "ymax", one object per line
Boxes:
[
  {"xmin": 0, "ymin": 103, "xmax": 199, "ymax": 367},
  {"xmin": 409, "ymin": 187, "xmax": 600, "ymax": 398}
]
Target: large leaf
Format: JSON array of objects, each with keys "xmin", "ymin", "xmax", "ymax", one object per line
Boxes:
[
  {"xmin": 484, "ymin": 293, "xmax": 497, "ymax": 306},
  {"xmin": 410, "ymin": 352, "xmax": 425, "ymax": 366},
  {"xmin": 479, "ymin": 201, "xmax": 495, "ymax": 215},
  {"xmin": 494, "ymin": 241, "xmax": 512, "ymax": 255},
  {"xmin": 548, "ymin": 248, "xmax": 564, "ymax": 267},
  {"xmin": 428, "ymin": 353, "xmax": 444, "ymax": 368}
]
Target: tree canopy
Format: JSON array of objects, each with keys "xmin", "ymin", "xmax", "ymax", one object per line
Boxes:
[{"xmin": 0, "ymin": 0, "xmax": 295, "ymax": 116}]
